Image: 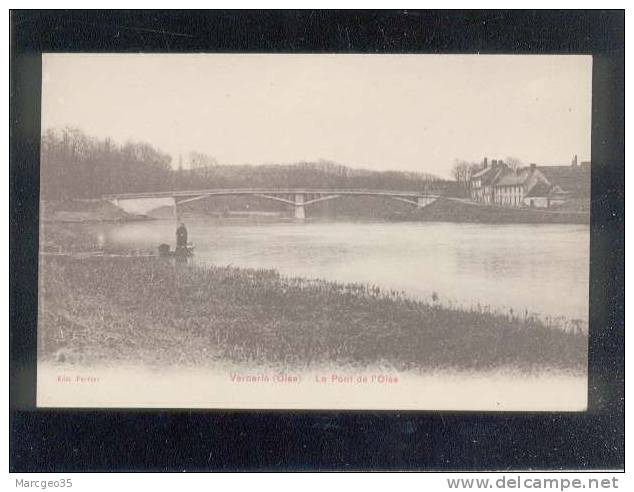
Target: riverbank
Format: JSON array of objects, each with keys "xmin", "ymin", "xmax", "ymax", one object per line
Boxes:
[
  {"xmin": 40, "ymin": 199, "xmax": 148, "ymax": 223},
  {"xmin": 42, "ymin": 197, "xmax": 590, "ymax": 225},
  {"xmin": 38, "ymin": 225, "xmax": 587, "ymax": 373},
  {"xmin": 401, "ymin": 197, "xmax": 590, "ymax": 224}
]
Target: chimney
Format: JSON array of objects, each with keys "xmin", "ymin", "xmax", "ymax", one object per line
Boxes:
[
  {"xmin": 572, "ymin": 154, "xmax": 578, "ymax": 167},
  {"xmin": 483, "ymin": 157, "xmax": 488, "ymax": 169}
]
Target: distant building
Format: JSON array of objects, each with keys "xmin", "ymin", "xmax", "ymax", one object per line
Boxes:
[
  {"xmin": 493, "ymin": 169, "xmax": 529, "ymax": 207},
  {"xmin": 469, "ymin": 158, "xmax": 509, "ymax": 205},
  {"xmin": 469, "ymin": 156, "xmax": 591, "ymax": 209},
  {"xmin": 523, "ymin": 180, "xmax": 555, "ymax": 208},
  {"xmin": 522, "ymin": 160, "xmax": 591, "ymax": 209}
]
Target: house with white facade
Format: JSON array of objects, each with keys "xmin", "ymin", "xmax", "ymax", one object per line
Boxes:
[
  {"xmin": 469, "ymin": 158, "xmax": 510, "ymax": 205},
  {"xmin": 469, "ymin": 157, "xmax": 591, "ymax": 209}
]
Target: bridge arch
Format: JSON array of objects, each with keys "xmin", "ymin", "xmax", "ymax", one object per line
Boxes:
[{"xmin": 105, "ymin": 188, "xmax": 440, "ymax": 219}]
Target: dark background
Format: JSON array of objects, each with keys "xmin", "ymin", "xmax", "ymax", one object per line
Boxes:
[{"xmin": 10, "ymin": 10, "xmax": 625, "ymax": 471}]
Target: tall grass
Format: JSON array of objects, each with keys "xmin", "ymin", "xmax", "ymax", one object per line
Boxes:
[{"xmin": 38, "ymin": 255, "xmax": 587, "ymax": 373}]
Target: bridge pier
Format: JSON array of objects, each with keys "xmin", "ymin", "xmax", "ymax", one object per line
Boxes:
[
  {"xmin": 294, "ymin": 193, "xmax": 305, "ymax": 220},
  {"xmin": 104, "ymin": 190, "xmax": 441, "ymax": 217}
]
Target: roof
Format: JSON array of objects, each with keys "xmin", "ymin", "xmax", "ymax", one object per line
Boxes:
[
  {"xmin": 524, "ymin": 181, "xmax": 552, "ymax": 198},
  {"xmin": 496, "ymin": 170, "xmax": 529, "ymax": 186},
  {"xmin": 536, "ymin": 165, "xmax": 591, "ymax": 197},
  {"xmin": 471, "ymin": 166, "xmax": 492, "ymax": 179},
  {"xmin": 472, "ymin": 165, "xmax": 508, "ymax": 185}
]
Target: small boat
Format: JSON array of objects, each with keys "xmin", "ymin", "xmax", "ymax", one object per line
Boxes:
[{"xmin": 158, "ymin": 243, "xmax": 195, "ymax": 258}]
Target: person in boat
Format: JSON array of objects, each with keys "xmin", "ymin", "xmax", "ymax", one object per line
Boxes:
[{"xmin": 176, "ymin": 222, "xmax": 188, "ymax": 254}]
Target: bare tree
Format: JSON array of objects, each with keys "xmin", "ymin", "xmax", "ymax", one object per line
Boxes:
[
  {"xmin": 189, "ymin": 151, "xmax": 218, "ymax": 172},
  {"xmin": 452, "ymin": 159, "xmax": 482, "ymax": 196},
  {"xmin": 40, "ymin": 127, "xmax": 172, "ymax": 200},
  {"xmin": 505, "ymin": 156, "xmax": 524, "ymax": 171}
]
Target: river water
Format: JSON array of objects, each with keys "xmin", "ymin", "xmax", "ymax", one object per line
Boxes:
[{"xmin": 83, "ymin": 218, "xmax": 590, "ymax": 323}]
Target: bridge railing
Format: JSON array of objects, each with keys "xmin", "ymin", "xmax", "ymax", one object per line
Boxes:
[{"xmin": 103, "ymin": 188, "xmax": 445, "ymax": 200}]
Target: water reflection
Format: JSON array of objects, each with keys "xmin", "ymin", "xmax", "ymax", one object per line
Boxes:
[{"xmin": 84, "ymin": 219, "xmax": 589, "ymax": 322}]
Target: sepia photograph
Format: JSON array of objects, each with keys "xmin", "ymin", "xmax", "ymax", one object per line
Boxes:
[{"xmin": 36, "ymin": 53, "xmax": 592, "ymax": 410}]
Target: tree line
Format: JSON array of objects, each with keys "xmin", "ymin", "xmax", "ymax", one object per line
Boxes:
[
  {"xmin": 40, "ymin": 128, "xmax": 173, "ymax": 200},
  {"xmin": 41, "ymin": 127, "xmax": 454, "ymax": 201}
]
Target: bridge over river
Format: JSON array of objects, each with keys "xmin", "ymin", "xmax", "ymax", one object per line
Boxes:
[{"xmin": 103, "ymin": 188, "xmax": 441, "ymax": 219}]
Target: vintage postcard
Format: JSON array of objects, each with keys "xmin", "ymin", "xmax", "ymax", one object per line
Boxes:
[{"xmin": 37, "ymin": 54, "xmax": 591, "ymax": 410}]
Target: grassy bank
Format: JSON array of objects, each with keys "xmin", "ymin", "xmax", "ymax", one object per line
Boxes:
[
  {"xmin": 41, "ymin": 199, "xmax": 146, "ymax": 223},
  {"xmin": 38, "ymin": 252, "xmax": 587, "ymax": 373}
]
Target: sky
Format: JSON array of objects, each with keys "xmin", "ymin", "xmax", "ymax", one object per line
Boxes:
[{"xmin": 42, "ymin": 54, "xmax": 592, "ymax": 179}]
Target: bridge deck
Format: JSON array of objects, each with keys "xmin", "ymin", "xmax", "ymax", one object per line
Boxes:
[{"xmin": 103, "ymin": 188, "xmax": 441, "ymax": 200}]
